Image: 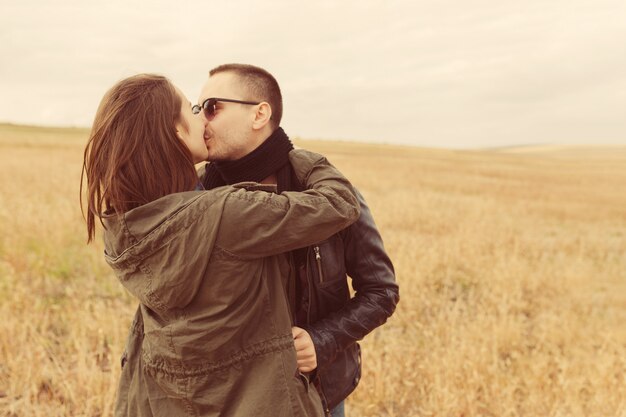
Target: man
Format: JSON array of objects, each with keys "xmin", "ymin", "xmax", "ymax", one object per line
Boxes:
[{"xmin": 195, "ymin": 64, "xmax": 399, "ymax": 417}]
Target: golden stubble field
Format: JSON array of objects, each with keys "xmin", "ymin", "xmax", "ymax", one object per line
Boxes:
[{"xmin": 0, "ymin": 123, "xmax": 625, "ymax": 417}]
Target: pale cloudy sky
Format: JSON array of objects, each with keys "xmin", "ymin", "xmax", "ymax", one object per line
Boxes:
[{"xmin": 1, "ymin": 0, "xmax": 625, "ymax": 148}]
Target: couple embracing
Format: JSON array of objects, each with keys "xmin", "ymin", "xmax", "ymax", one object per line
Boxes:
[{"xmin": 82, "ymin": 64, "xmax": 399, "ymax": 417}]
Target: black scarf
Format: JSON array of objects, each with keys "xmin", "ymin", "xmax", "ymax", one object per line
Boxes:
[{"xmin": 202, "ymin": 127, "xmax": 296, "ymax": 193}]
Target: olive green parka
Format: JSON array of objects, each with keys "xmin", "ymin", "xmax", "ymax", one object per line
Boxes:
[{"xmin": 102, "ymin": 150, "xmax": 360, "ymax": 417}]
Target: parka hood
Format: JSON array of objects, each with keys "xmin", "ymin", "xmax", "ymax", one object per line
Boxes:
[{"xmin": 102, "ymin": 190, "xmax": 227, "ymax": 313}]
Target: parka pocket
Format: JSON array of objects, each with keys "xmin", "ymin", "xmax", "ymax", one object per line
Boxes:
[
  {"xmin": 296, "ymin": 371, "xmax": 310, "ymax": 393},
  {"xmin": 120, "ymin": 306, "xmax": 144, "ymax": 371},
  {"xmin": 290, "ymin": 370, "xmax": 324, "ymax": 417},
  {"xmin": 115, "ymin": 306, "xmax": 145, "ymax": 416},
  {"xmin": 120, "ymin": 350, "xmax": 128, "ymax": 370}
]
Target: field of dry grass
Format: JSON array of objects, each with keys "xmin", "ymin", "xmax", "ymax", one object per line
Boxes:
[{"xmin": 1, "ymin": 123, "xmax": 625, "ymax": 416}]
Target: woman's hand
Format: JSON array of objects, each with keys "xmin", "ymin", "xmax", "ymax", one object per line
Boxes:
[{"xmin": 292, "ymin": 326, "xmax": 317, "ymax": 372}]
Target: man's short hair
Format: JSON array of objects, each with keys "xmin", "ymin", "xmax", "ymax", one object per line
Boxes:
[{"xmin": 209, "ymin": 63, "xmax": 283, "ymax": 128}]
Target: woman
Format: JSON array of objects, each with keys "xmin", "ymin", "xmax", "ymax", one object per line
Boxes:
[{"xmin": 81, "ymin": 74, "xmax": 359, "ymax": 417}]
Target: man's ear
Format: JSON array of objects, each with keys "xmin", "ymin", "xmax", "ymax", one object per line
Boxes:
[{"xmin": 252, "ymin": 102, "xmax": 272, "ymax": 130}]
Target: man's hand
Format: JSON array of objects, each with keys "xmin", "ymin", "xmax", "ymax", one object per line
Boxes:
[{"xmin": 292, "ymin": 326, "xmax": 317, "ymax": 372}]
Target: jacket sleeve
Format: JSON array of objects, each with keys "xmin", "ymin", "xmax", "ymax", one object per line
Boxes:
[
  {"xmin": 305, "ymin": 189, "xmax": 400, "ymax": 369},
  {"xmin": 214, "ymin": 149, "xmax": 360, "ymax": 259}
]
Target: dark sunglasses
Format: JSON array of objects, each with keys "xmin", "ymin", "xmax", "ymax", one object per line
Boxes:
[{"xmin": 192, "ymin": 97, "xmax": 261, "ymax": 119}]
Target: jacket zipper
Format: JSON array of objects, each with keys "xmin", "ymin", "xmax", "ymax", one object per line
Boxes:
[
  {"xmin": 314, "ymin": 246, "xmax": 325, "ymax": 284},
  {"xmin": 308, "ymin": 247, "xmax": 330, "ymax": 416},
  {"xmin": 306, "ymin": 248, "xmax": 313, "ymax": 326},
  {"xmin": 286, "ymin": 252, "xmax": 297, "ymax": 325}
]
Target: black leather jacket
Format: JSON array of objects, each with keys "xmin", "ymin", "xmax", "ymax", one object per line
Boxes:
[{"xmin": 298, "ymin": 189, "xmax": 399, "ymax": 411}]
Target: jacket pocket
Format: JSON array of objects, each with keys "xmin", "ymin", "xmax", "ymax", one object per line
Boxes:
[
  {"xmin": 311, "ymin": 238, "xmax": 345, "ymax": 288},
  {"xmin": 316, "ymin": 278, "xmax": 350, "ymax": 315}
]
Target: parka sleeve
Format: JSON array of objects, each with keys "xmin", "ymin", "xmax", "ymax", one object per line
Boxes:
[{"xmin": 213, "ymin": 149, "xmax": 360, "ymax": 259}]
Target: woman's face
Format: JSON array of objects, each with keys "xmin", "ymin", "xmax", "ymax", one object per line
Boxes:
[{"xmin": 175, "ymin": 88, "xmax": 209, "ymax": 164}]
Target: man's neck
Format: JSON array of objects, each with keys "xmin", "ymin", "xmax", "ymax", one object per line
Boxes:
[
  {"xmin": 250, "ymin": 128, "xmax": 278, "ymax": 185},
  {"xmin": 246, "ymin": 127, "xmax": 274, "ymax": 156}
]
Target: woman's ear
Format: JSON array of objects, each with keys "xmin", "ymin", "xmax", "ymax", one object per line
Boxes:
[
  {"xmin": 252, "ymin": 102, "xmax": 272, "ymax": 130},
  {"xmin": 174, "ymin": 120, "xmax": 185, "ymax": 140}
]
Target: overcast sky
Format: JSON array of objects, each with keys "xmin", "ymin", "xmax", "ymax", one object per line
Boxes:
[{"xmin": 1, "ymin": 0, "xmax": 625, "ymax": 148}]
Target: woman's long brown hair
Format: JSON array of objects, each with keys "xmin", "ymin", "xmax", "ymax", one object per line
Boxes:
[{"xmin": 80, "ymin": 74, "xmax": 198, "ymax": 243}]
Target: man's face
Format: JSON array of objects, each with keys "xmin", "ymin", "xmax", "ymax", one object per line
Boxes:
[{"xmin": 197, "ymin": 72, "xmax": 258, "ymax": 161}]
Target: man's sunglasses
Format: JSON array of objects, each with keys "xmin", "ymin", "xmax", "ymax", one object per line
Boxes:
[{"xmin": 192, "ymin": 97, "xmax": 261, "ymax": 119}]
